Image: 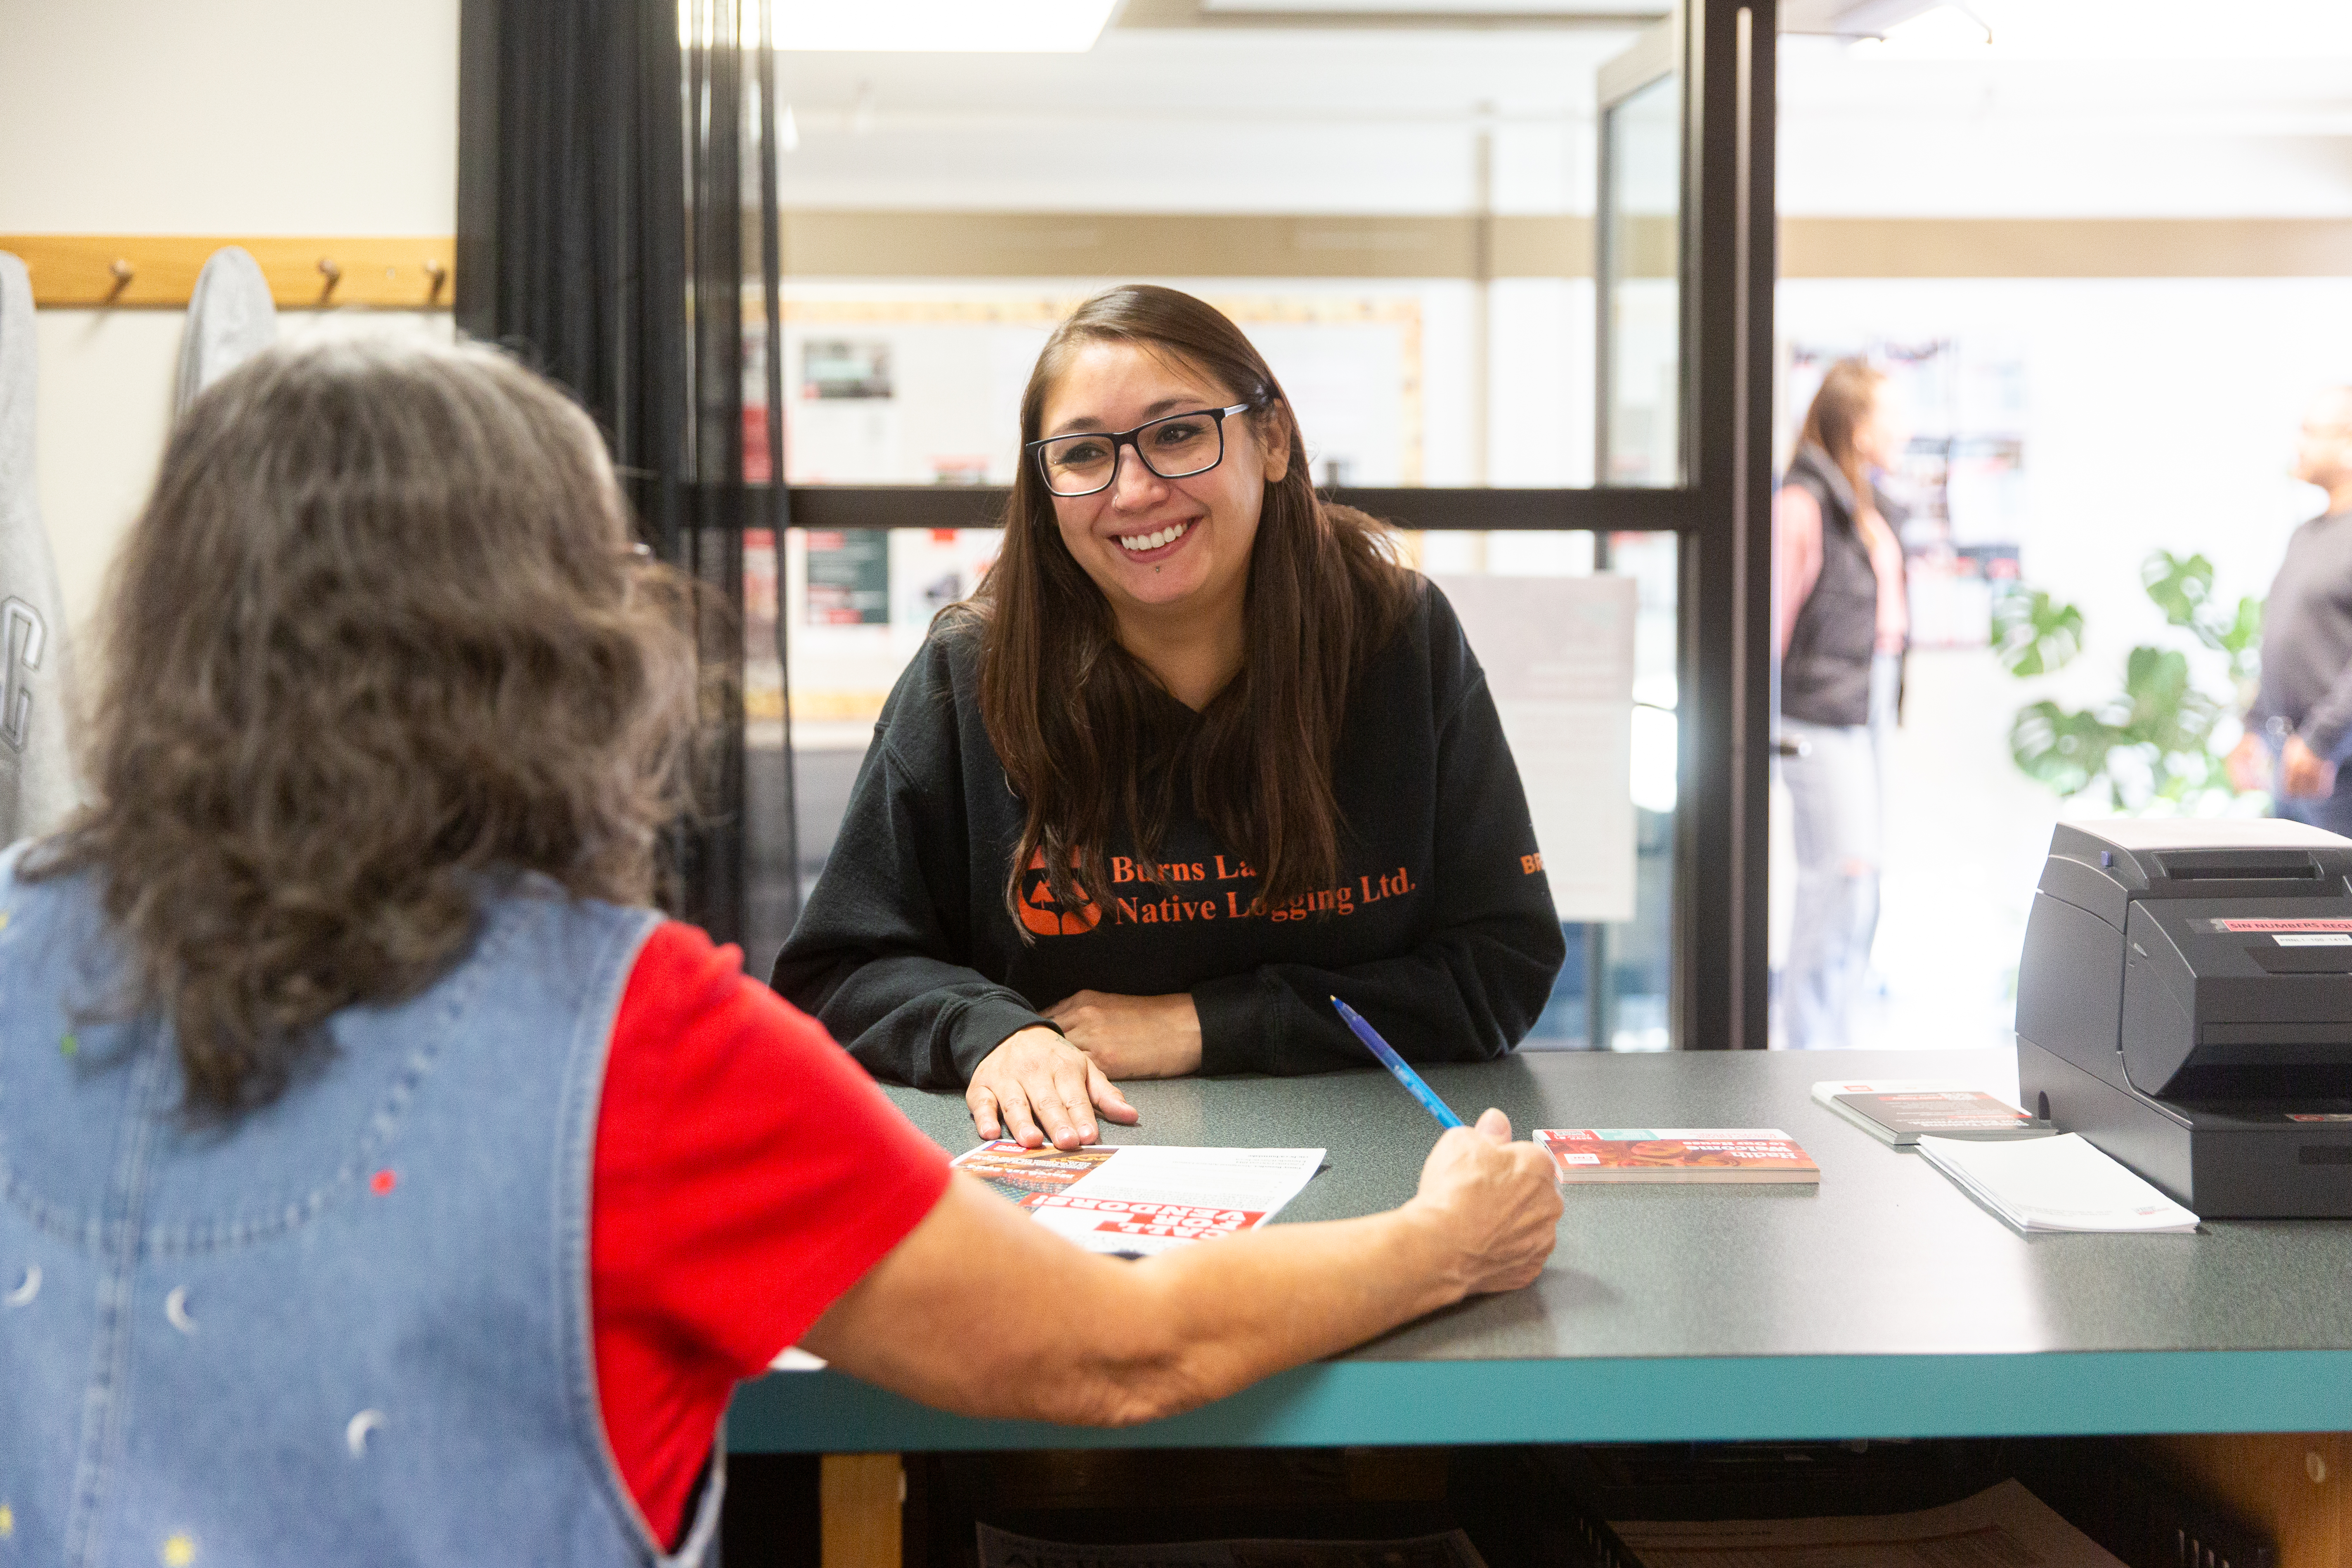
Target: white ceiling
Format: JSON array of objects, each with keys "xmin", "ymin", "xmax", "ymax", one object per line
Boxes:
[
  {"xmin": 768, "ymin": 2, "xmax": 2352, "ymax": 218},
  {"xmin": 1199, "ymin": 0, "xmax": 1663, "ymax": 10}
]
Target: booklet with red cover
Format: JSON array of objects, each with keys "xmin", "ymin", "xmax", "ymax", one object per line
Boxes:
[{"xmin": 1536, "ymin": 1128, "xmax": 1820, "ymax": 1183}]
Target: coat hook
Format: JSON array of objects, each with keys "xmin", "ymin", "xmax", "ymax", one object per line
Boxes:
[
  {"xmin": 318, "ymin": 256, "xmax": 342, "ymax": 301},
  {"xmin": 105, "ymin": 258, "xmax": 134, "ymax": 303},
  {"xmin": 422, "ymin": 258, "xmax": 447, "ymax": 304}
]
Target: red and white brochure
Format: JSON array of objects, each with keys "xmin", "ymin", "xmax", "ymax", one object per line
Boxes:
[
  {"xmin": 1536, "ymin": 1128, "xmax": 1821, "ymax": 1183},
  {"xmin": 953, "ymin": 1141, "xmax": 1324, "ymax": 1255}
]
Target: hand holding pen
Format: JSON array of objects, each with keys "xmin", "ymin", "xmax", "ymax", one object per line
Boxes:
[
  {"xmin": 1333, "ymin": 994, "xmax": 1565, "ymax": 1279},
  {"xmin": 1332, "ymin": 995, "xmax": 1562, "ymax": 1212}
]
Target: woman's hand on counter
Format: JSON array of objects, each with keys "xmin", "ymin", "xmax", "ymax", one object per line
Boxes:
[
  {"xmin": 1044, "ymin": 989, "xmax": 1203, "ymax": 1080},
  {"xmin": 968, "ymin": 1025, "xmax": 1140, "ymax": 1151}
]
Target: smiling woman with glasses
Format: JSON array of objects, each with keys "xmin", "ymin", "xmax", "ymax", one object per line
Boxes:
[{"xmin": 773, "ymin": 284, "xmax": 1566, "ymax": 1149}]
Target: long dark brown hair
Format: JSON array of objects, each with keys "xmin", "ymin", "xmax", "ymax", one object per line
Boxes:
[
  {"xmin": 968, "ymin": 284, "xmax": 1415, "ymax": 929},
  {"xmin": 30, "ymin": 339, "xmax": 698, "ymax": 1115}
]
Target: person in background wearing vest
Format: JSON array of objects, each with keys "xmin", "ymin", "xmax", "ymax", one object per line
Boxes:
[
  {"xmin": 0, "ymin": 341, "xmax": 1562, "ymax": 1566},
  {"xmin": 1774, "ymin": 359, "xmax": 1910, "ymax": 1050},
  {"xmin": 2225, "ymin": 387, "xmax": 2352, "ymax": 831}
]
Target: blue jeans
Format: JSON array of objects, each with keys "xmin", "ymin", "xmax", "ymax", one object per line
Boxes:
[{"xmin": 1780, "ymin": 653, "xmax": 1898, "ymax": 1050}]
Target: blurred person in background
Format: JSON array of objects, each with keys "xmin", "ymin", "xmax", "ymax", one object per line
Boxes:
[
  {"xmin": 1775, "ymin": 359, "xmax": 1910, "ymax": 1050},
  {"xmin": 2227, "ymin": 388, "xmax": 2352, "ymax": 833}
]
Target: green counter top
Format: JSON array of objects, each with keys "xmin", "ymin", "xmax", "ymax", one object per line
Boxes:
[{"xmin": 730, "ymin": 1048, "xmax": 2352, "ymax": 1451}]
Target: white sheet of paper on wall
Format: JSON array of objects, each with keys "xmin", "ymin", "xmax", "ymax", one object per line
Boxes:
[{"xmin": 1428, "ymin": 573, "xmax": 1638, "ymax": 925}]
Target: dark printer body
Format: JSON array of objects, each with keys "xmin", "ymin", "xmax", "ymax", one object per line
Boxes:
[{"xmin": 2017, "ymin": 819, "xmax": 2352, "ymax": 1217}]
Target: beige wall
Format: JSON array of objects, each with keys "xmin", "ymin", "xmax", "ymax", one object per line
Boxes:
[{"xmin": 0, "ymin": 0, "xmax": 461, "ymax": 625}]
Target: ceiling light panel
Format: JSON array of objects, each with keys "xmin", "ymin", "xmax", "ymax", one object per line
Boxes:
[
  {"xmin": 1202, "ymin": 0, "xmax": 1665, "ymax": 11},
  {"xmin": 690, "ymin": 0, "xmax": 1122, "ymax": 53}
]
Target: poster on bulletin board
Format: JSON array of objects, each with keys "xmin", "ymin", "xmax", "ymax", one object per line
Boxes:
[
  {"xmin": 1428, "ymin": 574, "xmax": 1637, "ymax": 924},
  {"xmin": 804, "ymin": 530, "xmax": 889, "ymax": 625}
]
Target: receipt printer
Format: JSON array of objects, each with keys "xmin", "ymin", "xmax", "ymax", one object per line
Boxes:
[{"xmin": 2016, "ymin": 819, "xmax": 2352, "ymax": 1216}]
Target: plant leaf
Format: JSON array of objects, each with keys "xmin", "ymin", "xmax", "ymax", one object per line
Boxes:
[
  {"xmin": 2010, "ymin": 699, "xmax": 2120, "ymax": 799},
  {"xmin": 1992, "ymin": 588, "xmax": 2085, "ymax": 677},
  {"xmin": 2142, "ymin": 549, "xmax": 2217, "ymax": 636}
]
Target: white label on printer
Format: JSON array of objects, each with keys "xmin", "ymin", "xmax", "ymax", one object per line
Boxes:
[
  {"xmin": 2276, "ymin": 934, "xmax": 2352, "ymax": 946},
  {"xmin": 2198, "ymin": 918, "xmax": 2352, "ymax": 933}
]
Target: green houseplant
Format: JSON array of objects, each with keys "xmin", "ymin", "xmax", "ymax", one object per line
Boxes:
[{"xmin": 1993, "ymin": 551, "xmax": 2262, "ymax": 811}]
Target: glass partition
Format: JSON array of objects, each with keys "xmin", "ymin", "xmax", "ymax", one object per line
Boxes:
[
  {"xmin": 1768, "ymin": 11, "xmax": 2352, "ymax": 1051},
  {"xmin": 736, "ymin": 2, "xmax": 1747, "ymax": 1051},
  {"xmin": 1597, "ymin": 57, "xmax": 1682, "ymax": 486}
]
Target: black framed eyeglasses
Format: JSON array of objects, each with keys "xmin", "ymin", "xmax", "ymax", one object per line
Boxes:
[{"xmin": 1026, "ymin": 404, "xmax": 1253, "ymax": 498}]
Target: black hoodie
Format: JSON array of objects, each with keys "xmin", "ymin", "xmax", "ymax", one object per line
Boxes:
[{"xmin": 769, "ymin": 578, "xmax": 1566, "ymax": 1087}]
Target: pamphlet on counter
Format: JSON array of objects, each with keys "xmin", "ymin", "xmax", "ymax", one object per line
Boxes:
[
  {"xmin": 1536, "ymin": 1128, "xmax": 1820, "ymax": 1183},
  {"xmin": 953, "ymin": 1141, "xmax": 1325, "ymax": 1255},
  {"xmin": 1917, "ymin": 1133, "xmax": 2200, "ymax": 1234},
  {"xmin": 1811, "ymin": 1079, "xmax": 2055, "ymax": 1146},
  {"xmin": 1607, "ymin": 1479, "xmax": 2123, "ymax": 1567},
  {"xmin": 978, "ymin": 1525, "xmax": 1488, "ymax": 1568}
]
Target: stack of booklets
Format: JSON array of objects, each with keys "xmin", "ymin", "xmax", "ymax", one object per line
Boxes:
[
  {"xmin": 1606, "ymin": 1479, "xmax": 2124, "ymax": 1567},
  {"xmin": 1536, "ymin": 1129, "xmax": 1819, "ymax": 1183},
  {"xmin": 1811, "ymin": 1078, "xmax": 2056, "ymax": 1147},
  {"xmin": 978, "ymin": 1525, "xmax": 1487, "ymax": 1568},
  {"xmin": 953, "ymin": 1141, "xmax": 1324, "ymax": 1255},
  {"xmin": 1916, "ymin": 1133, "xmax": 2200, "ymax": 1234}
]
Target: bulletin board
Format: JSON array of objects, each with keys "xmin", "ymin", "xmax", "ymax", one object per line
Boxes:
[{"xmin": 745, "ymin": 291, "xmax": 1428, "ymax": 746}]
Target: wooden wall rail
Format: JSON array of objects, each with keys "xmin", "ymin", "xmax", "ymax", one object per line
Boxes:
[
  {"xmin": 2, "ymin": 235, "xmax": 456, "ymax": 310},
  {"xmin": 10, "ymin": 215, "xmax": 2349, "ymax": 308}
]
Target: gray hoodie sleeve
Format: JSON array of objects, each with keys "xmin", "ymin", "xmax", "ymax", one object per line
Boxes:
[
  {"xmin": 175, "ymin": 247, "xmax": 277, "ymax": 414},
  {"xmin": 0, "ymin": 253, "xmax": 85, "ymax": 843}
]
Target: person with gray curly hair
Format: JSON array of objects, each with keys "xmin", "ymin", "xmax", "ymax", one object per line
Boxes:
[{"xmin": 0, "ymin": 338, "xmax": 1562, "ymax": 1567}]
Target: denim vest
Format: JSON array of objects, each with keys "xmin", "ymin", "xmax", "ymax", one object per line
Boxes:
[{"xmin": 0, "ymin": 852, "xmax": 718, "ymax": 1567}]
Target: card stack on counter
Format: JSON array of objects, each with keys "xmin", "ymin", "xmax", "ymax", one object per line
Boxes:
[
  {"xmin": 1536, "ymin": 1129, "xmax": 1820, "ymax": 1183},
  {"xmin": 1811, "ymin": 1078, "xmax": 2056, "ymax": 1147},
  {"xmin": 1916, "ymin": 1133, "xmax": 2200, "ymax": 1233},
  {"xmin": 953, "ymin": 1141, "xmax": 1324, "ymax": 1255}
]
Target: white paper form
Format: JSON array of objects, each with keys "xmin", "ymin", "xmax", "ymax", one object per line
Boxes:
[
  {"xmin": 953, "ymin": 1142, "xmax": 1326, "ymax": 1256},
  {"xmin": 1917, "ymin": 1133, "xmax": 2201, "ymax": 1233},
  {"xmin": 1429, "ymin": 573, "xmax": 1638, "ymax": 923}
]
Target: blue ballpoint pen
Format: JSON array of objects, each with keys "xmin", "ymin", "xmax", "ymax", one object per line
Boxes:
[{"xmin": 1331, "ymin": 996, "xmax": 1466, "ymax": 1130}]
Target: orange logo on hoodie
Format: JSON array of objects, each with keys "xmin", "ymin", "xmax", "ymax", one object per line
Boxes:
[{"xmin": 1016, "ymin": 847, "xmax": 1102, "ymax": 937}]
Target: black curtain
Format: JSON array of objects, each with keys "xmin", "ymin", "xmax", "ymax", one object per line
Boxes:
[{"xmin": 456, "ymin": 0, "xmax": 793, "ymax": 946}]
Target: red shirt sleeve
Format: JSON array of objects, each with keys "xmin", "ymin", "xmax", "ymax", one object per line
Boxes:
[{"xmin": 591, "ymin": 920, "xmax": 953, "ymax": 1549}]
